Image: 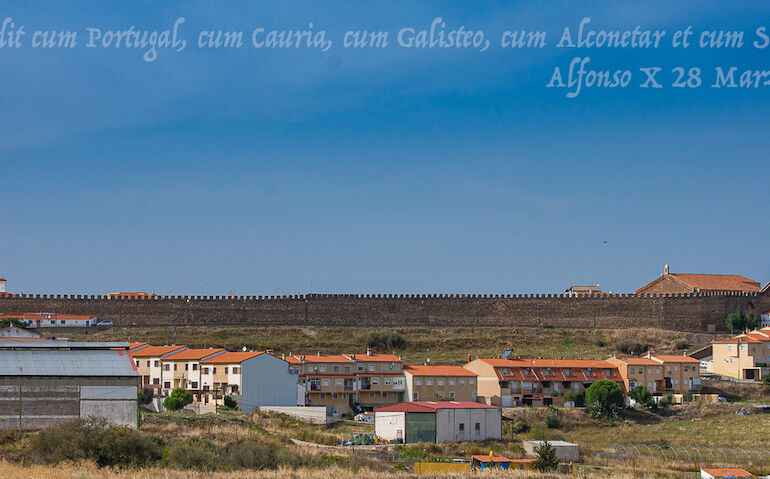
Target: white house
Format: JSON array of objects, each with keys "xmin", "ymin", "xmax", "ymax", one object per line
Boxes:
[
  {"xmin": 374, "ymin": 401, "xmax": 501, "ymax": 443},
  {"xmin": 0, "ymin": 313, "xmax": 98, "ymax": 328}
]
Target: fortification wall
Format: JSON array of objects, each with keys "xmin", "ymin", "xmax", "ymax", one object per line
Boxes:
[{"xmin": 1, "ymin": 291, "xmax": 768, "ymax": 332}]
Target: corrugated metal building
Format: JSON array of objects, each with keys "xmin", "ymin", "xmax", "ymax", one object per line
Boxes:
[
  {"xmin": 374, "ymin": 401, "xmax": 501, "ymax": 443},
  {"xmin": 0, "ymin": 342, "xmax": 139, "ymax": 430}
]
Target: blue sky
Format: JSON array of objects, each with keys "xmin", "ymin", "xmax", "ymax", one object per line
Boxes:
[{"xmin": 1, "ymin": 1, "xmax": 769, "ymax": 295}]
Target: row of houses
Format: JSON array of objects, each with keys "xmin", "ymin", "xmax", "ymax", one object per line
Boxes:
[{"xmin": 0, "ymin": 312, "xmax": 101, "ymax": 328}]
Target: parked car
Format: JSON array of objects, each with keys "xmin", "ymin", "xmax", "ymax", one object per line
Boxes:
[{"xmin": 97, "ymin": 320, "xmax": 113, "ymax": 326}]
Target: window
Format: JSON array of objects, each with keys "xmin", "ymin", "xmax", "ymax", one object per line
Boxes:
[
  {"xmin": 319, "ymin": 393, "xmax": 325, "ymax": 399},
  {"xmin": 192, "ymin": 364, "xmax": 198, "ymax": 371},
  {"xmin": 415, "ymin": 378, "xmax": 422, "ymax": 386},
  {"xmin": 382, "ymin": 365, "xmax": 388, "ymax": 372},
  {"xmin": 163, "ymin": 364, "xmax": 170, "ymax": 371},
  {"xmin": 164, "ymin": 382, "xmax": 171, "ymax": 388},
  {"xmin": 728, "ymin": 345, "xmax": 733, "ymax": 351},
  {"xmin": 458, "ymin": 423, "xmax": 465, "ymax": 431},
  {"xmin": 368, "ymin": 365, "xmax": 375, "ymax": 372},
  {"xmin": 136, "ymin": 360, "xmax": 140, "ymax": 367},
  {"xmin": 336, "ymin": 379, "xmax": 343, "ymax": 387},
  {"xmin": 319, "ymin": 365, "xmax": 326, "ymax": 373},
  {"xmin": 60, "ymin": 320, "xmax": 65, "ymax": 325},
  {"xmin": 203, "ymin": 385, "xmax": 210, "ymax": 391},
  {"xmin": 564, "ymin": 368, "xmax": 573, "ymax": 377},
  {"xmin": 436, "ymin": 391, "xmax": 444, "ymax": 398},
  {"xmin": 674, "ymin": 366, "xmax": 678, "ymax": 372},
  {"xmin": 333, "ymin": 366, "xmax": 340, "ymax": 373},
  {"xmin": 382, "ymin": 392, "xmax": 388, "ymax": 398},
  {"xmin": 740, "ymin": 345, "xmax": 746, "ymax": 352},
  {"xmin": 357, "ymin": 365, "xmax": 364, "ymax": 371},
  {"xmin": 437, "ymin": 379, "xmax": 444, "ymax": 386},
  {"xmin": 344, "ymin": 366, "xmax": 351, "ymax": 373},
  {"xmin": 148, "ymin": 360, "xmax": 152, "ymax": 367},
  {"xmin": 333, "ymin": 394, "xmax": 338, "ymax": 399},
  {"xmin": 185, "ymin": 364, "xmax": 189, "ymax": 371},
  {"xmin": 342, "ymin": 394, "xmax": 347, "ymax": 399},
  {"xmin": 233, "ymin": 367, "xmax": 240, "ymax": 374},
  {"xmin": 203, "ymin": 367, "xmax": 209, "ymax": 374},
  {"xmin": 322, "ymin": 379, "xmax": 330, "ymax": 387},
  {"xmin": 213, "ymin": 367, "xmax": 217, "ymax": 374},
  {"xmin": 674, "ymin": 379, "xmax": 679, "ymax": 385},
  {"xmin": 413, "ymin": 392, "xmax": 419, "ymax": 400},
  {"xmin": 449, "ymin": 379, "xmax": 455, "ymax": 386},
  {"xmin": 449, "ymin": 392, "xmax": 455, "ymax": 399},
  {"xmin": 629, "ymin": 368, "xmax": 635, "ymax": 374},
  {"xmin": 426, "ymin": 378, "xmax": 433, "ymax": 386},
  {"xmin": 369, "ymin": 393, "xmax": 374, "ymax": 398},
  {"xmin": 191, "ymin": 382, "xmax": 198, "ymax": 389},
  {"xmin": 153, "ymin": 378, "xmax": 160, "ymax": 384},
  {"xmin": 224, "ymin": 367, "xmax": 229, "ymax": 374},
  {"xmin": 730, "ymin": 358, "xmax": 734, "ymax": 363},
  {"xmin": 385, "ymin": 378, "xmax": 392, "ymax": 386},
  {"xmin": 459, "ymin": 379, "xmax": 465, "ymax": 386},
  {"xmin": 469, "ymin": 379, "xmax": 475, "ymax": 385},
  {"xmin": 372, "ymin": 378, "xmax": 379, "ymax": 385},
  {"xmin": 475, "ymin": 422, "xmax": 480, "ymax": 432},
  {"xmin": 173, "ymin": 364, "xmax": 178, "ymax": 371}
]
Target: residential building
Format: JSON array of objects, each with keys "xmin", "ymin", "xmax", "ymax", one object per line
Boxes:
[
  {"xmin": 608, "ymin": 354, "xmax": 701, "ymax": 397},
  {"xmin": 160, "ymin": 348, "xmax": 225, "ymax": 399},
  {"xmin": 402, "ymin": 365, "xmax": 477, "ymax": 402},
  {"xmin": 130, "ymin": 345, "xmax": 188, "ymax": 391},
  {"xmin": 464, "ymin": 358, "xmax": 622, "ymax": 407},
  {"xmin": 761, "ymin": 310, "xmax": 770, "ymax": 328},
  {"xmin": 0, "ymin": 277, "xmax": 12, "ymax": 297},
  {"xmin": 287, "ymin": 349, "xmax": 404, "ymax": 415},
  {"xmin": 0, "ymin": 313, "xmax": 98, "ymax": 328},
  {"xmin": 711, "ymin": 327, "xmax": 770, "ymax": 380},
  {"xmin": 565, "ymin": 285, "xmax": 611, "ymax": 296},
  {"xmin": 635, "ymin": 265, "xmax": 761, "ymax": 294},
  {"xmin": 374, "ymin": 401, "xmax": 501, "ymax": 443},
  {"xmin": 200, "ymin": 351, "xmax": 298, "ymax": 412},
  {"xmin": 0, "ymin": 341, "xmax": 139, "ymax": 430}
]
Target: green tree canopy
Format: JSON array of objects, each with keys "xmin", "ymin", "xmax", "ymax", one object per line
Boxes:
[
  {"xmin": 163, "ymin": 388, "xmax": 193, "ymax": 411},
  {"xmin": 628, "ymin": 385, "xmax": 654, "ymax": 408},
  {"xmin": 533, "ymin": 441, "xmax": 559, "ymax": 472},
  {"xmin": 726, "ymin": 308, "xmax": 758, "ymax": 332},
  {"xmin": 585, "ymin": 380, "xmax": 624, "ymax": 418}
]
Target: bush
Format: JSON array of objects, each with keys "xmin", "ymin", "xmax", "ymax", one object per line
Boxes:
[
  {"xmin": 533, "ymin": 441, "xmax": 559, "ymax": 472},
  {"xmin": 365, "ymin": 330, "xmax": 407, "ymax": 351},
  {"xmin": 544, "ymin": 405, "xmax": 560, "ymax": 428},
  {"xmin": 223, "ymin": 395, "xmax": 238, "ymax": 409},
  {"xmin": 164, "ymin": 437, "xmax": 219, "ymax": 470},
  {"xmin": 593, "ymin": 337, "xmax": 606, "ymax": 347},
  {"xmin": 31, "ymin": 418, "xmax": 162, "ymax": 467},
  {"xmin": 629, "ymin": 385, "xmax": 654, "ymax": 408},
  {"xmin": 674, "ymin": 340, "xmax": 690, "ymax": 350},
  {"xmin": 562, "ymin": 391, "xmax": 585, "ymax": 407},
  {"xmin": 585, "ymin": 380, "xmax": 623, "ymax": 419},
  {"xmin": 618, "ymin": 342, "xmax": 649, "ymax": 355},
  {"xmin": 163, "ymin": 388, "xmax": 193, "ymax": 411}
]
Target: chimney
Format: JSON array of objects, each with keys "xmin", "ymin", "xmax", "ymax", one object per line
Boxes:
[
  {"xmin": 664, "ymin": 264, "xmax": 669, "ymax": 275},
  {"xmin": 366, "ymin": 348, "xmax": 372, "ymax": 356},
  {"xmin": 317, "ymin": 351, "xmax": 322, "ymax": 356}
]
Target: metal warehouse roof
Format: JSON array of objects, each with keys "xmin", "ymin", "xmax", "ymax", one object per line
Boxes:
[
  {"xmin": 374, "ymin": 401, "xmax": 497, "ymax": 413},
  {"xmin": 0, "ymin": 349, "xmax": 139, "ymax": 377}
]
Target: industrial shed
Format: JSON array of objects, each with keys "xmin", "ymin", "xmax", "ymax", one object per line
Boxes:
[
  {"xmin": 0, "ymin": 342, "xmax": 139, "ymax": 431},
  {"xmin": 374, "ymin": 401, "xmax": 500, "ymax": 443}
]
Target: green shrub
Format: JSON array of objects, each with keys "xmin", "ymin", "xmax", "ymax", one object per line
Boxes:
[
  {"xmin": 562, "ymin": 391, "xmax": 585, "ymax": 407},
  {"xmin": 585, "ymin": 380, "xmax": 624, "ymax": 419},
  {"xmin": 365, "ymin": 330, "xmax": 407, "ymax": 351},
  {"xmin": 223, "ymin": 395, "xmax": 238, "ymax": 409},
  {"xmin": 163, "ymin": 388, "xmax": 193, "ymax": 411},
  {"xmin": 533, "ymin": 441, "xmax": 559, "ymax": 471},
  {"xmin": 31, "ymin": 418, "xmax": 162, "ymax": 467},
  {"xmin": 164, "ymin": 437, "xmax": 219, "ymax": 470},
  {"xmin": 618, "ymin": 342, "xmax": 649, "ymax": 355},
  {"xmin": 629, "ymin": 385, "xmax": 654, "ymax": 408},
  {"xmin": 545, "ymin": 405, "xmax": 560, "ymax": 428},
  {"xmin": 593, "ymin": 337, "xmax": 606, "ymax": 347}
]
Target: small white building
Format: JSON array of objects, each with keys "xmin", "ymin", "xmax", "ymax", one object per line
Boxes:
[
  {"xmin": 761, "ymin": 310, "xmax": 770, "ymax": 328},
  {"xmin": 523, "ymin": 440, "xmax": 580, "ymax": 463},
  {"xmin": 1, "ymin": 313, "xmax": 98, "ymax": 328},
  {"xmin": 374, "ymin": 401, "xmax": 501, "ymax": 443}
]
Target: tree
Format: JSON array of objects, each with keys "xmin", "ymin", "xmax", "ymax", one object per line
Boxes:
[
  {"xmin": 585, "ymin": 380, "xmax": 624, "ymax": 418},
  {"xmin": 562, "ymin": 390, "xmax": 584, "ymax": 407},
  {"xmin": 163, "ymin": 388, "xmax": 193, "ymax": 411},
  {"xmin": 533, "ymin": 441, "xmax": 559, "ymax": 472},
  {"xmin": 628, "ymin": 385, "xmax": 654, "ymax": 408},
  {"xmin": 746, "ymin": 312, "xmax": 759, "ymax": 331},
  {"xmin": 0, "ymin": 317, "xmax": 27, "ymax": 329},
  {"xmin": 726, "ymin": 308, "xmax": 756, "ymax": 333}
]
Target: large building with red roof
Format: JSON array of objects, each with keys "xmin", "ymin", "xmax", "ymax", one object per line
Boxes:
[
  {"xmin": 712, "ymin": 327, "xmax": 770, "ymax": 380},
  {"xmin": 608, "ymin": 354, "xmax": 700, "ymax": 398},
  {"xmin": 464, "ymin": 358, "xmax": 623, "ymax": 407},
  {"xmin": 285, "ymin": 349, "xmax": 404, "ymax": 415},
  {"xmin": 402, "ymin": 365, "xmax": 477, "ymax": 402},
  {"xmin": 635, "ymin": 265, "xmax": 761, "ymax": 295}
]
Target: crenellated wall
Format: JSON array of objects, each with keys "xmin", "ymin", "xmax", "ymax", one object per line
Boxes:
[{"xmin": 1, "ymin": 290, "xmax": 768, "ymax": 332}]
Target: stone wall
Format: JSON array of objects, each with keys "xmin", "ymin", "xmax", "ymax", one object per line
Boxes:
[{"xmin": 1, "ymin": 291, "xmax": 768, "ymax": 332}]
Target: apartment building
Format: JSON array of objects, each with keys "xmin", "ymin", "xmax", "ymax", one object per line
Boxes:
[
  {"xmin": 464, "ymin": 358, "xmax": 623, "ymax": 407},
  {"xmin": 130, "ymin": 345, "xmax": 187, "ymax": 390},
  {"xmin": 712, "ymin": 327, "xmax": 770, "ymax": 380},
  {"xmin": 200, "ymin": 351, "xmax": 298, "ymax": 412},
  {"xmin": 160, "ymin": 348, "xmax": 225, "ymax": 399},
  {"xmin": 402, "ymin": 365, "xmax": 477, "ymax": 402},
  {"xmin": 608, "ymin": 354, "xmax": 701, "ymax": 397},
  {"xmin": 287, "ymin": 350, "xmax": 404, "ymax": 415}
]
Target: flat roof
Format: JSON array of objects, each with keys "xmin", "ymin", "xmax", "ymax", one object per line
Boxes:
[
  {"xmin": 375, "ymin": 401, "xmax": 497, "ymax": 412},
  {"xmin": 0, "ymin": 342, "xmax": 130, "ymax": 349},
  {"xmin": 0, "ymin": 349, "xmax": 138, "ymax": 377}
]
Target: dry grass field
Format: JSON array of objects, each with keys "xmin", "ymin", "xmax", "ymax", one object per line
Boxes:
[{"xmin": 72, "ymin": 325, "xmax": 718, "ymax": 363}]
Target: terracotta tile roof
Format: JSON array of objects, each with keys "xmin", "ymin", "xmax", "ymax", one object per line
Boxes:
[
  {"xmin": 130, "ymin": 345, "xmax": 187, "ymax": 357},
  {"xmin": 712, "ymin": 329, "xmax": 770, "ymax": 344},
  {"xmin": 611, "ymin": 358, "xmax": 659, "ymax": 365},
  {"xmin": 201, "ymin": 351, "xmax": 264, "ymax": 363},
  {"xmin": 700, "ymin": 468, "xmax": 752, "ymax": 478},
  {"xmin": 713, "ymin": 336, "xmax": 762, "ymax": 344},
  {"xmin": 650, "ymin": 355, "xmax": 700, "ymax": 363},
  {"xmin": 375, "ymin": 401, "xmax": 496, "ymax": 412},
  {"xmin": 669, "ymin": 273, "xmax": 761, "ymax": 292},
  {"xmin": 403, "ymin": 365, "xmax": 477, "ymax": 377},
  {"xmin": 128, "ymin": 342, "xmax": 148, "ymax": 350},
  {"xmin": 165, "ymin": 348, "xmax": 225, "ymax": 360},
  {"xmin": 286, "ymin": 353, "xmax": 401, "ymax": 363},
  {"xmin": 471, "ymin": 455, "xmax": 514, "ymax": 463}
]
